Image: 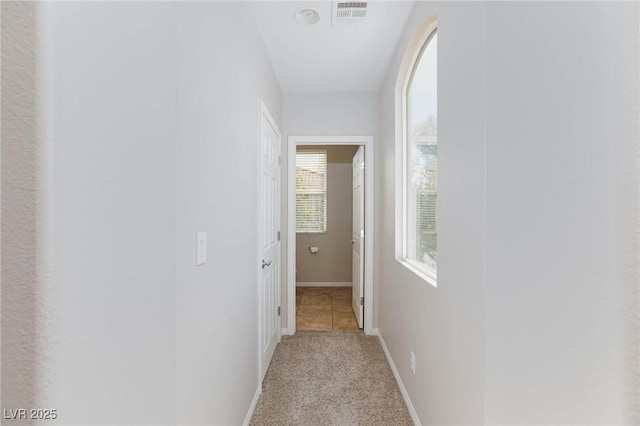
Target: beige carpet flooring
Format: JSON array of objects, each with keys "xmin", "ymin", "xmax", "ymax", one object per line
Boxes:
[{"xmin": 250, "ymin": 331, "xmax": 413, "ymax": 426}]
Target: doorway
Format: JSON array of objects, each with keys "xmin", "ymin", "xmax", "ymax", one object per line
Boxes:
[
  {"xmin": 294, "ymin": 145, "xmax": 360, "ymax": 331},
  {"xmin": 286, "ymin": 136, "xmax": 375, "ymax": 335}
]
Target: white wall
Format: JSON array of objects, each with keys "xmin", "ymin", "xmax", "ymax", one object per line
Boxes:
[
  {"xmin": 378, "ymin": 2, "xmax": 487, "ymax": 424},
  {"xmin": 175, "ymin": 3, "xmax": 281, "ymax": 425},
  {"xmin": 281, "ymin": 93, "xmax": 378, "ymax": 328},
  {"xmin": 484, "ymin": 3, "xmax": 639, "ymax": 424},
  {"xmin": 1, "ymin": 2, "xmax": 281, "ymax": 425},
  {"xmin": 20, "ymin": 3, "xmax": 178, "ymax": 424},
  {"xmin": 377, "ymin": 1, "xmax": 639, "ymax": 425}
]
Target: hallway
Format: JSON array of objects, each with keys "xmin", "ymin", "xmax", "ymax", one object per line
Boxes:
[
  {"xmin": 1, "ymin": 1, "xmax": 638, "ymax": 425},
  {"xmin": 250, "ymin": 331, "xmax": 412, "ymax": 425}
]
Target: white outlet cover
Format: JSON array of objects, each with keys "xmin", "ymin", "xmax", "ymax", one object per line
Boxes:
[{"xmin": 196, "ymin": 232, "xmax": 207, "ymax": 266}]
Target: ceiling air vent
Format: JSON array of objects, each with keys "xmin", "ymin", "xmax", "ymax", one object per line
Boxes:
[{"xmin": 332, "ymin": 1, "xmax": 368, "ymax": 25}]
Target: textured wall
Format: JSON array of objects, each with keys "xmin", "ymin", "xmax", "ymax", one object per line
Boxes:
[
  {"xmin": 31, "ymin": 3, "xmax": 178, "ymax": 424},
  {"xmin": 1, "ymin": 1, "xmax": 39, "ymax": 418},
  {"xmin": 483, "ymin": 3, "xmax": 639, "ymax": 423},
  {"xmin": 1, "ymin": 2, "xmax": 282, "ymax": 425},
  {"xmin": 377, "ymin": 1, "xmax": 639, "ymax": 424},
  {"xmin": 175, "ymin": 3, "xmax": 282, "ymax": 424},
  {"xmin": 377, "ymin": 3, "xmax": 487, "ymax": 424}
]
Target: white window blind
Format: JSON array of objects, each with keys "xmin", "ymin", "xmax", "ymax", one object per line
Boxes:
[{"xmin": 296, "ymin": 150, "xmax": 327, "ymax": 233}]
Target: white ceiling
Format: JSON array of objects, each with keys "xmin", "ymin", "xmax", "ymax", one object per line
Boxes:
[{"xmin": 251, "ymin": 1, "xmax": 415, "ymax": 93}]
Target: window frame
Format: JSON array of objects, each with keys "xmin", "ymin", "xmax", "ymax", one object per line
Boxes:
[
  {"xmin": 295, "ymin": 149, "xmax": 328, "ymax": 234},
  {"xmin": 395, "ymin": 17, "xmax": 438, "ymax": 287}
]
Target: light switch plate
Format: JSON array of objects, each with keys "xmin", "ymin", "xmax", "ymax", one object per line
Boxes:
[{"xmin": 196, "ymin": 232, "xmax": 207, "ymax": 266}]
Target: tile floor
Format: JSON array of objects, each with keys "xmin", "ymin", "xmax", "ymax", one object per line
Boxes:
[{"xmin": 296, "ymin": 287, "xmax": 360, "ymax": 331}]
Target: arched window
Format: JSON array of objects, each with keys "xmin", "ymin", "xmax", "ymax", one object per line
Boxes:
[{"xmin": 396, "ymin": 19, "xmax": 437, "ymax": 286}]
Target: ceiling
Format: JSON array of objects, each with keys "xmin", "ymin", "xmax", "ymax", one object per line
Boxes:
[{"xmin": 251, "ymin": 1, "xmax": 415, "ymax": 93}]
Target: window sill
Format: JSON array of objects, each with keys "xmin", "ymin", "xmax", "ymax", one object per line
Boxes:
[{"xmin": 397, "ymin": 258, "xmax": 437, "ymax": 288}]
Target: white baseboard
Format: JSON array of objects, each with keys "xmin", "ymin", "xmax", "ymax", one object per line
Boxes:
[
  {"xmin": 281, "ymin": 328, "xmax": 293, "ymax": 336},
  {"xmin": 377, "ymin": 331, "xmax": 422, "ymax": 426},
  {"xmin": 296, "ymin": 281, "xmax": 352, "ymax": 287},
  {"xmin": 242, "ymin": 383, "xmax": 261, "ymax": 426}
]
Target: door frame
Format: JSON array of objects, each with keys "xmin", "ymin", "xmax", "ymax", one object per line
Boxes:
[
  {"xmin": 286, "ymin": 135, "xmax": 375, "ymax": 335},
  {"xmin": 258, "ymin": 101, "xmax": 282, "ymax": 382}
]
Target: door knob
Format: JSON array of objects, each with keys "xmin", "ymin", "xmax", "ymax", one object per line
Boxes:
[{"xmin": 262, "ymin": 260, "xmax": 272, "ymax": 269}]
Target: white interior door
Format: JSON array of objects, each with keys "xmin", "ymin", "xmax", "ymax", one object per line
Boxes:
[
  {"xmin": 352, "ymin": 146, "xmax": 365, "ymax": 328},
  {"xmin": 260, "ymin": 105, "xmax": 281, "ymax": 380}
]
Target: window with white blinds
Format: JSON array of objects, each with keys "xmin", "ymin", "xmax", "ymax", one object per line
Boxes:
[
  {"xmin": 296, "ymin": 150, "xmax": 327, "ymax": 233},
  {"xmin": 405, "ymin": 29, "xmax": 438, "ymax": 280}
]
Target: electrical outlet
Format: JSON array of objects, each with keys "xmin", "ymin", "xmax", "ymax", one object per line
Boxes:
[{"xmin": 410, "ymin": 351, "xmax": 416, "ymax": 375}]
